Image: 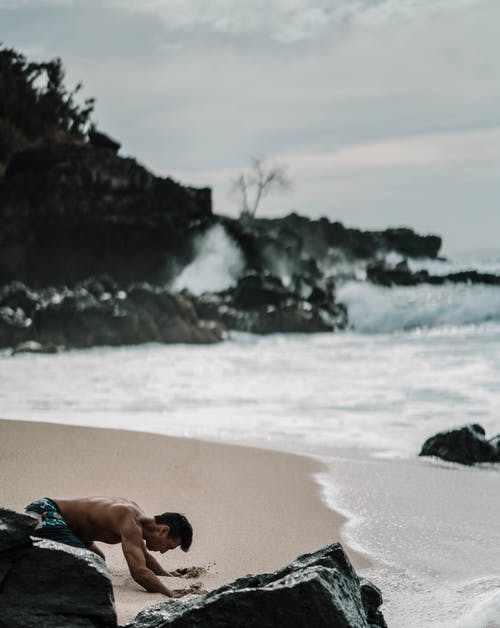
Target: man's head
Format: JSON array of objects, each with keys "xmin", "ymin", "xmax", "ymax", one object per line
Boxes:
[{"xmin": 153, "ymin": 512, "xmax": 193, "ymax": 552}]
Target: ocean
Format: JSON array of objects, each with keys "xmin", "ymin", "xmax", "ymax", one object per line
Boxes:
[{"xmin": 1, "ymin": 252, "xmax": 500, "ymax": 627}]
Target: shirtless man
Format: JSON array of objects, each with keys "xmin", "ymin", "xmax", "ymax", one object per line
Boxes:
[{"xmin": 25, "ymin": 497, "xmax": 193, "ymax": 597}]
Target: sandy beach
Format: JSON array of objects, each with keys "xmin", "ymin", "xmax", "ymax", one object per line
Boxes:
[{"xmin": 0, "ymin": 418, "xmax": 366, "ymax": 625}]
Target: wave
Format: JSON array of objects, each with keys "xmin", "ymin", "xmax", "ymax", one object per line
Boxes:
[
  {"xmin": 171, "ymin": 224, "xmax": 244, "ymax": 294},
  {"xmin": 385, "ymin": 251, "xmax": 500, "ymax": 276},
  {"xmin": 338, "ymin": 280, "xmax": 500, "ymax": 333}
]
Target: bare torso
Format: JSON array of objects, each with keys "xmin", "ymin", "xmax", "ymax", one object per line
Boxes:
[{"xmin": 54, "ymin": 497, "xmax": 148, "ymax": 545}]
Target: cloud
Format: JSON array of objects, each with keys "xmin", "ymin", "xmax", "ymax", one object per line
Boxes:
[
  {"xmin": 0, "ymin": 0, "xmax": 77, "ymax": 6},
  {"xmin": 1, "ymin": 0, "xmax": 491, "ymax": 44},
  {"xmin": 110, "ymin": 0, "xmax": 489, "ymax": 42},
  {"xmin": 283, "ymin": 127, "xmax": 500, "ymax": 174}
]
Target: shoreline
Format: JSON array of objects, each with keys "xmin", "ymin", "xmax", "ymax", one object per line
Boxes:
[{"xmin": 0, "ymin": 418, "xmax": 368, "ymax": 624}]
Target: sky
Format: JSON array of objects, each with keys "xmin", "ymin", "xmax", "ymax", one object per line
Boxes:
[{"xmin": 1, "ymin": 0, "xmax": 499, "ymax": 255}]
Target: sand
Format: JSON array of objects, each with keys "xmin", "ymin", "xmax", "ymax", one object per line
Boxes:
[{"xmin": 0, "ymin": 418, "xmax": 366, "ymax": 625}]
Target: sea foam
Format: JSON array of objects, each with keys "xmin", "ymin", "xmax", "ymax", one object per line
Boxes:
[
  {"xmin": 338, "ymin": 281, "xmax": 500, "ymax": 333},
  {"xmin": 172, "ymin": 224, "xmax": 244, "ymax": 295}
]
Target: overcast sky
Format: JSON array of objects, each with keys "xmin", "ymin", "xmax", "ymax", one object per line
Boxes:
[{"xmin": 2, "ymin": 0, "xmax": 499, "ymax": 254}]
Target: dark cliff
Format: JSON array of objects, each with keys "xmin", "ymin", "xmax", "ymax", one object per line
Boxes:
[{"xmin": 0, "ymin": 141, "xmax": 213, "ymax": 286}]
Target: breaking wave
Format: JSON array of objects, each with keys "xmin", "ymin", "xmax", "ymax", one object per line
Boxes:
[
  {"xmin": 338, "ymin": 280, "xmax": 500, "ymax": 333},
  {"xmin": 172, "ymin": 224, "xmax": 244, "ymax": 295}
]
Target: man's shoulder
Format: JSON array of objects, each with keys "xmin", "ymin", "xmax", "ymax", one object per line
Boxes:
[{"xmin": 109, "ymin": 501, "xmax": 145, "ymax": 529}]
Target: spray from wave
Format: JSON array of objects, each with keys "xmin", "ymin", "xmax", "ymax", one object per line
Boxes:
[
  {"xmin": 171, "ymin": 224, "xmax": 245, "ymax": 295},
  {"xmin": 338, "ymin": 281, "xmax": 500, "ymax": 333}
]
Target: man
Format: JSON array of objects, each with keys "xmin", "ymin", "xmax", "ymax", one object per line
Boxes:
[{"xmin": 25, "ymin": 496, "xmax": 193, "ymax": 597}]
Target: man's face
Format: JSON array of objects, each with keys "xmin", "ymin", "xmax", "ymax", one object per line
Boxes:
[
  {"xmin": 159, "ymin": 535, "xmax": 181, "ymax": 554},
  {"xmin": 146, "ymin": 528, "xmax": 181, "ymax": 553}
]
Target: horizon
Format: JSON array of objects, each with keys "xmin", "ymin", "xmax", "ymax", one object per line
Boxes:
[{"xmin": 1, "ymin": 0, "xmax": 500, "ymax": 256}]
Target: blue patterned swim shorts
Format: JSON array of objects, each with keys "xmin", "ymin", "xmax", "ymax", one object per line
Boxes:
[{"xmin": 25, "ymin": 497, "xmax": 88, "ymax": 549}]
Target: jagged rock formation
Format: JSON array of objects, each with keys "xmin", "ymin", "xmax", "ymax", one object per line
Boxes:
[
  {"xmin": 0, "ymin": 141, "xmax": 213, "ymax": 286},
  {"xmin": 0, "ymin": 278, "xmax": 223, "ymax": 349},
  {"xmin": 367, "ymin": 260, "xmax": 500, "ymax": 287},
  {"xmin": 0, "ymin": 508, "xmax": 116, "ymax": 628},
  {"xmin": 223, "ymin": 214, "xmax": 442, "ymax": 279},
  {"xmin": 193, "ymin": 273, "xmax": 347, "ymax": 335},
  {"xmin": 0, "ymin": 272, "xmax": 345, "ymax": 350},
  {"xmin": 124, "ymin": 544, "xmax": 386, "ymax": 628},
  {"xmin": 0, "ymin": 127, "xmax": 444, "ymax": 349},
  {"xmin": 419, "ymin": 424, "xmax": 500, "ymax": 465}
]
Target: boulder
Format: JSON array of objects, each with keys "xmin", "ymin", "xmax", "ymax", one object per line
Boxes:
[
  {"xmin": 12, "ymin": 340, "xmax": 58, "ymax": 355},
  {"xmin": 125, "ymin": 543, "xmax": 386, "ymax": 628},
  {"xmin": 231, "ymin": 273, "xmax": 294, "ymax": 310},
  {"xmin": 0, "ymin": 278, "xmax": 226, "ymax": 349},
  {"xmin": 0, "ymin": 508, "xmax": 117, "ymax": 628},
  {"xmin": 0, "ymin": 305, "xmax": 31, "ymax": 348},
  {"xmin": 0, "ymin": 507, "xmax": 37, "ymax": 552},
  {"xmin": 29, "ymin": 284, "xmax": 224, "ymax": 348},
  {"xmin": 0, "ymin": 281, "xmax": 40, "ymax": 316},
  {"xmin": 419, "ymin": 424, "xmax": 500, "ymax": 465},
  {"xmin": 359, "ymin": 578, "xmax": 386, "ymax": 628},
  {"xmin": 194, "ymin": 276, "xmax": 347, "ymax": 335}
]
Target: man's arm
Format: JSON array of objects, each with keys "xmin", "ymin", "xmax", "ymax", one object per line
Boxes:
[
  {"xmin": 120, "ymin": 519, "xmax": 174, "ymax": 596},
  {"xmin": 142, "ymin": 544, "xmax": 169, "ymax": 576},
  {"xmin": 87, "ymin": 543, "xmax": 106, "ymax": 561}
]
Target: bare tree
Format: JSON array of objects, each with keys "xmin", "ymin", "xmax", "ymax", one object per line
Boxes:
[{"xmin": 231, "ymin": 158, "xmax": 291, "ymax": 220}]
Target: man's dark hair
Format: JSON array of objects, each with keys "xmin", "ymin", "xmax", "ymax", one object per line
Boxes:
[{"xmin": 154, "ymin": 512, "xmax": 193, "ymax": 552}]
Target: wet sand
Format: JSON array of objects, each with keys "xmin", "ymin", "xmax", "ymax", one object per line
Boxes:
[{"xmin": 0, "ymin": 418, "xmax": 365, "ymax": 624}]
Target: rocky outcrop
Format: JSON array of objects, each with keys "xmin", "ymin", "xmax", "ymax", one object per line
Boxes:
[
  {"xmin": 419, "ymin": 424, "xmax": 500, "ymax": 465},
  {"xmin": 0, "ymin": 134, "xmax": 445, "ymax": 346},
  {"xmin": 367, "ymin": 260, "xmax": 500, "ymax": 287},
  {"xmin": 223, "ymin": 214, "xmax": 442, "ymax": 278},
  {"xmin": 125, "ymin": 544, "xmax": 386, "ymax": 628},
  {"xmin": 0, "ymin": 269, "xmax": 349, "ymax": 350},
  {"xmin": 0, "ymin": 141, "xmax": 213, "ymax": 286},
  {"xmin": 0, "ymin": 507, "xmax": 116, "ymax": 628},
  {"xmin": 0, "ymin": 278, "xmax": 223, "ymax": 350},
  {"xmin": 194, "ymin": 272, "xmax": 347, "ymax": 335}
]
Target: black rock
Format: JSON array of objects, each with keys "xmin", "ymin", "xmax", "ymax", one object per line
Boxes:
[
  {"xmin": 367, "ymin": 262, "xmax": 500, "ymax": 288},
  {"xmin": 12, "ymin": 340, "xmax": 58, "ymax": 355},
  {"xmin": 0, "ymin": 508, "xmax": 117, "ymax": 628},
  {"xmin": 0, "ymin": 507, "xmax": 37, "ymax": 552},
  {"xmin": 360, "ymin": 578, "xmax": 387, "ymax": 628},
  {"xmin": 0, "ymin": 281, "xmax": 39, "ymax": 315},
  {"xmin": 28, "ymin": 284, "xmax": 224, "ymax": 348},
  {"xmin": 88, "ymin": 129, "xmax": 121, "ymax": 153},
  {"xmin": 124, "ymin": 543, "xmax": 385, "ymax": 628},
  {"xmin": 231, "ymin": 273, "xmax": 294, "ymax": 310},
  {"xmin": 0, "ymin": 141, "xmax": 213, "ymax": 286},
  {"xmin": 0, "ymin": 304, "xmax": 31, "ymax": 348},
  {"xmin": 419, "ymin": 424, "xmax": 500, "ymax": 465}
]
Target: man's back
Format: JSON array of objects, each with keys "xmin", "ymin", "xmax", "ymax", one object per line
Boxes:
[{"xmin": 54, "ymin": 496, "xmax": 145, "ymax": 545}]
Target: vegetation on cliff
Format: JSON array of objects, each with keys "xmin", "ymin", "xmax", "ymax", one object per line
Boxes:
[{"xmin": 0, "ymin": 44, "xmax": 94, "ymax": 165}]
